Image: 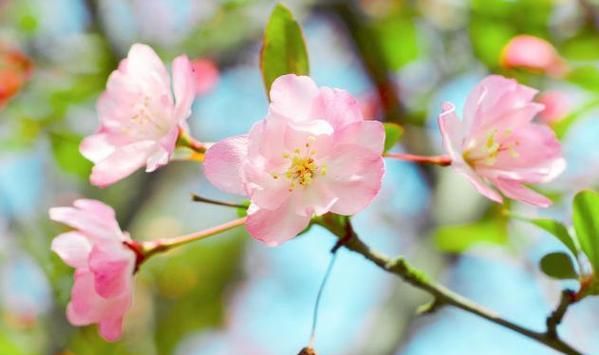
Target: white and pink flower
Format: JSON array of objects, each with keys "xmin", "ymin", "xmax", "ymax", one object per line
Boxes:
[
  {"xmin": 204, "ymin": 74, "xmax": 385, "ymax": 245},
  {"xmin": 438, "ymin": 75, "xmax": 565, "ymax": 207},
  {"xmin": 50, "ymin": 199, "xmax": 136, "ymax": 341},
  {"xmin": 80, "ymin": 43, "xmax": 196, "ymax": 187}
]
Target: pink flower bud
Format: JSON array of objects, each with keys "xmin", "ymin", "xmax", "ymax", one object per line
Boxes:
[
  {"xmin": 501, "ymin": 35, "xmax": 567, "ymax": 77},
  {"xmin": 191, "ymin": 58, "xmax": 219, "ymax": 95}
]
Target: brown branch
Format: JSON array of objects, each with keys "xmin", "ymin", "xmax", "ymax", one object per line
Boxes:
[
  {"xmin": 322, "ymin": 218, "xmax": 583, "ymax": 355},
  {"xmin": 546, "ymin": 289, "xmax": 577, "ymax": 339}
]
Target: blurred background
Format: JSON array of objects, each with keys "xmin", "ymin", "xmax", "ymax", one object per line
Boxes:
[{"xmin": 1, "ymin": 0, "xmax": 599, "ymax": 354}]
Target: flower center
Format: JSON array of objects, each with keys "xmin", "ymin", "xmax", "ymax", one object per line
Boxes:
[
  {"xmin": 124, "ymin": 96, "xmax": 169, "ymax": 138},
  {"xmin": 272, "ymin": 137, "xmax": 327, "ymax": 191},
  {"xmin": 463, "ymin": 129, "xmax": 520, "ymax": 167}
]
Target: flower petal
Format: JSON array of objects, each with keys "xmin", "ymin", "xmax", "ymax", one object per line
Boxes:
[
  {"xmin": 99, "ymin": 317, "xmax": 125, "ymax": 342},
  {"xmin": 325, "ymin": 145, "xmax": 384, "ymax": 215},
  {"xmin": 494, "ymin": 178, "xmax": 552, "ymax": 207},
  {"xmin": 49, "ymin": 200, "xmax": 122, "ymax": 241},
  {"xmin": 89, "ymin": 242, "xmax": 135, "ymax": 299},
  {"xmin": 269, "ymin": 74, "xmax": 319, "ymax": 123},
  {"xmin": 453, "ymin": 161, "xmax": 503, "ymax": 204},
  {"xmin": 310, "ymin": 87, "xmax": 363, "ymax": 130},
  {"xmin": 89, "ymin": 141, "xmax": 157, "ymax": 187},
  {"xmin": 51, "ymin": 232, "xmax": 92, "ymax": 268},
  {"xmin": 245, "ymin": 204, "xmax": 311, "ymax": 246},
  {"xmin": 334, "ymin": 120, "xmax": 385, "ymax": 155},
  {"xmin": 172, "ymin": 54, "xmax": 195, "ymax": 123},
  {"xmin": 204, "ymin": 135, "xmax": 249, "ymax": 195},
  {"xmin": 438, "ymin": 102, "xmax": 465, "ymax": 162}
]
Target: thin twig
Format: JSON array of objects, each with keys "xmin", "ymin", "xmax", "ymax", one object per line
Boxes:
[
  {"xmin": 191, "ymin": 194, "xmax": 247, "ymax": 209},
  {"xmin": 325, "ymin": 219, "xmax": 582, "ymax": 355}
]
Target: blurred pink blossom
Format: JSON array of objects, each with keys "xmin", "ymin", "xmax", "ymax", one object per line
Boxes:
[
  {"xmin": 191, "ymin": 58, "xmax": 219, "ymax": 95},
  {"xmin": 501, "ymin": 35, "xmax": 567, "ymax": 77},
  {"xmin": 537, "ymin": 90, "xmax": 570, "ymax": 123},
  {"xmin": 438, "ymin": 75, "xmax": 565, "ymax": 207},
  {"xmin": 204, "ymin": 74, "xmax": 385, "ymax": 245},
  {"xmin": 80, "ymin": 43, "xmax": 195, "ymax": 187},
  {"xmin": 50, "ymin": 199, "xmax": 136, "ymax": 341}
]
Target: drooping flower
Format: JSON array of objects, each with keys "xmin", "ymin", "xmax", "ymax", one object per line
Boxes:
[
  {"xmin": 438, "ymin": 75, "xmax": 565, "ymax": 207},
  {"xmin": 204, "ymin": 74, "xmax": 385, "ymax": 245},
  {"xmin": 0, "ymin": 46, "xmax": 33, "ymax": 109},
  {"xmin": 50, "ymin": 199, "xmax": 136, "ymax": 341},
  {"xmin": 80, "ymin": 43, "xmax": 196, "ymax": 187},
  {"xmin": 536, "ymin": 90, "xmax": 570, "ymax": 124},
  {"xmin": 501, "ymin": 35, "xmax": 567, "ymax": 77}
]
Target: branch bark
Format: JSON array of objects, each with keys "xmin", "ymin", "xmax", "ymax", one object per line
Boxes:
[{"xmin": 325, "ymin": 219, "xmax": 583, "ymax": 355}]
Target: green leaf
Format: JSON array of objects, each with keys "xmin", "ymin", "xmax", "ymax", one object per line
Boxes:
[
  {"xmin": 514, "ymin": 216, "xmax": 578, "ymax": 257},
  {"xmin": 49, "ymin": 132, "xmax": 92, "ymax": 178},
  {"xmin": 260, "ymin": 3, "xmax": 309, "ymax": 98},
  {"xmin": 434, "ymin": 220, "xmax": 507, "ymax": 253},
  {"xmin": 566, "ymin": 66, "xmax": 599, "ymax": 92},
  {"xmin": 383, "ymin": 122, "xmax": 404, "ymax": 152},
  {"xmin": 573, "ymin": 190, "xmax": 599, "ymax": 273},
  {"xmin": 539, "ymin": 252, "xmax": 578, "ymax": 280}
]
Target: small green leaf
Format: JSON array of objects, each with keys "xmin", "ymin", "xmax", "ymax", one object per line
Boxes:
[
  {"xmin": 514, "ymin": 216, "xmax": 578, "ymax": 257},
  {"xmin": 539, "ymin": 252, "xmax": 578, "ymax": 280},
  {"xmin": 573, "ymin": 190, "xmax": 599, "ymax": 273},
  {"xmin": 260, "ymin": 3, "xmax": 309, "ymax": 98},
  {"xmin": 49, "ymin": 132, "xmax": 92, "ymax": 179},
  {"xmin": 566, "ymin": 66, "xmax": 599, "ymax": 92},
  {"xmin": 383, "ymin": 122, "xmax": 404, "ymax": 152},
  {"xmin": 434, "ymin": 220, "xmax": 507, "ymax": 253}
]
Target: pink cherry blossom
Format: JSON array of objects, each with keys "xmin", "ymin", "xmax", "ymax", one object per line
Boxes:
[
  {"xmin": 501, "ymin": 35, "xmax": 567, "ymax": 77},
  {"xmin": 50, "ymin": 199, "xmax": 136, "ymax": 341},
  {"xmin": 80, "ymin": 43, "xmax": 196, "ymax": 187},
  {"xmin": 204, "ymin": 74, "xmax": 385, "ymax": 245},
  {"xmin": 438, "ymin": 75, "xmax": 565, "ymax": 207},
  {"xmin": 537, "ymin": 90, "xmax": 570, "ymax": 123}
]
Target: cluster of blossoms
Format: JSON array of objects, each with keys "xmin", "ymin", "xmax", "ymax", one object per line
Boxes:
[{"xmin": 50, "ymin": 43, "xmax": 565, "ymax": 341}]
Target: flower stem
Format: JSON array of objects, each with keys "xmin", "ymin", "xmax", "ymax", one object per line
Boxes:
[
  {"xmin": 140, "ymin": 217, "xmax": 247, "ymax": 260},
  {"xmin": 176, "ymin": 127, "xmax": 207, "ymax": 155},
  {"xmin": 384, "ymin": 152, "xmax": 451, "ymax": 166}
]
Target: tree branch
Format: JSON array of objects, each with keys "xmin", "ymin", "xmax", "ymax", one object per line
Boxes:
[
  {"xmin": 546, "ymin": 289, "xmax": 577, "ymax": 339},
  {"xmin": 324, "ymin": 219, "xmax": 582, "ymax": 355}
]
